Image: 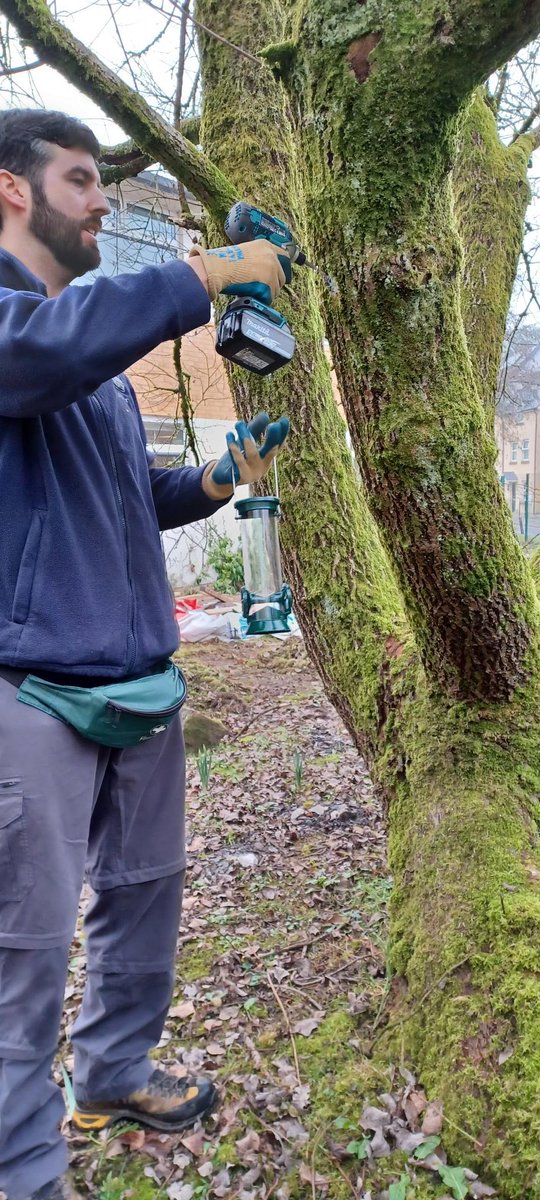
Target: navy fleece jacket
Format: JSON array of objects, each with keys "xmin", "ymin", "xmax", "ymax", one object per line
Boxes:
[{"xmin": 0, "ymin": 249, "xmax": 226, "ymax": 678}]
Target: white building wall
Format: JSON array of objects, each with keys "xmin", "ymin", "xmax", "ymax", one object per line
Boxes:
[{"xmin": 160, "ymin": 417, "xmax": 249, "ymax": 588}]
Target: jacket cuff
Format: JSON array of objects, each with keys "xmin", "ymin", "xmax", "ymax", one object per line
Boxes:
[
  {"xmin": 193, "ymin": 463, "xmax": 233, "ymax": 517},
  {"xmin": 160, "ymin": 259, "xmax": 211, "ymax": 333}
]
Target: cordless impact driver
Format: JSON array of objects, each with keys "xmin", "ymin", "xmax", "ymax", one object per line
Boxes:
[{"xmin": 215, "ymin": 202, "xmax": 315, "ymax": 377}]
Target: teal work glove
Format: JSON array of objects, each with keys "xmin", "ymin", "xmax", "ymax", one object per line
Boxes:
[
  {"xmin": 189, "ymin": 241, "xmax": 292, "ymax": 305},
  {"xmin": 211, "ymin": 411, "xmax": 290, "ymax": 487}
]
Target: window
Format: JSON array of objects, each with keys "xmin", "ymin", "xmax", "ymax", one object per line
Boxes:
[
  {"xmin": 142, "ymin": 416, "xmax": 186, "ymax": 468},
  {"xmin": 511, "ymin": 442, "xmax": 518, "ymax": 462},
  {"xmin": 72, "ymin": 196, "xmax": 180, "ymax": 288},
  {"xmin": 522, "ymin": 439, "xmax": 530, "ymax": 462},
  {"xmin": 510, "ymin": 482, "xmax": 517, "ymax": 512}
]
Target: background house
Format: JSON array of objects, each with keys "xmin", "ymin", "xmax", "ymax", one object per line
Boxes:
[{"xmin": 495, "ymin": 325, "xmax": 540, "ymax": 540}]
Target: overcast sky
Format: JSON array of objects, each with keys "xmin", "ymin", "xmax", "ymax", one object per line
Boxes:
[{"xmin": 0, "ymin": 0, "xmax": 189, "ymax": 145}]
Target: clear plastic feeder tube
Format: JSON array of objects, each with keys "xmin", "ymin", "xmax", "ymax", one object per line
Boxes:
[{"xmin": 235, "ymin": 497, "xmax": 283, "ymax": 598}]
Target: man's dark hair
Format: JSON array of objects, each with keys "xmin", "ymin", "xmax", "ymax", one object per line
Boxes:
[{"xmin": 0, "ymin": 109, "xmax": 100, "ymax": 229}]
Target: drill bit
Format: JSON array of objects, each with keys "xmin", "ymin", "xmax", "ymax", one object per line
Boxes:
[{"xmin": 303, "ymin": 259, "xmax": 339, "ymax": 294}]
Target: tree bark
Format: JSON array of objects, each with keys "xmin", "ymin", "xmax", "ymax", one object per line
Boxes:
[
  {"xmin": 272, "ymin": 0, "xmax": 540, "ymax": 702},
  {"xmin": 195, "ymin": 0, "xmax": 415, "ymax": 763},
  {"xmin": 454, "ymin": 89, "xmax": 534, "ymax": 411}
]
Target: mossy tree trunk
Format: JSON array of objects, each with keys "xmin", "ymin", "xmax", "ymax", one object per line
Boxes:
[
  {"xmin": 6, "ymin": 0, "xmax": 540, "ymax": 1190},
  {"xmin": 260, "ymin": 3, "xmax": 540, "ymax": 1194},
  {"xmin": 195, "ymin": 0, "xmax": 413, "ymax": 762}
]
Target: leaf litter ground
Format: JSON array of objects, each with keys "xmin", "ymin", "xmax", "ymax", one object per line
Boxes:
[{"xmin": 55, "ymin": 639, "xmax": 495, "ymax": 1200}]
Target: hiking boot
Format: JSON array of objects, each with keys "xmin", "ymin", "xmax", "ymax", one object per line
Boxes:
[
  {"xmin": 26, "ymin": 1174, "xmax": 82, "ymax": 1200},
  {"xmin": 72, "ymin": 1067, "xmax": 218, "ymax": 1133}
]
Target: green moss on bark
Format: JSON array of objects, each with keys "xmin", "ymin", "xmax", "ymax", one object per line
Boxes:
[
  {"xmin": 281, "ymin": 1, "xmax": 540, "ymax": 701},
  {"xmin": 196, "ymin": 0, "xmax": 414, "ymax": 758},
  {"xmin": 454, "ymin": 90, "xmax": 532, "ymax": 411},
  {"xmin": 377, "ymin": 660, "xmax": 540, "ymax": 1196}
]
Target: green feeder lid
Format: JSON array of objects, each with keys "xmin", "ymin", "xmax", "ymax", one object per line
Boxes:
[{"xmin": 234, "ymin": 495, "xmax": 280, "ymax": 515}]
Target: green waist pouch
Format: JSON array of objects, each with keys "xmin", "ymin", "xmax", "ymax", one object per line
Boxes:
[{"xmin": 16, "ymin": 660, "xmax": 187, "ymax": 748}]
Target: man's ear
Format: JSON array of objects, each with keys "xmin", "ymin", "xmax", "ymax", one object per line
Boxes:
[{"xmin": 0, "ymin": 170, "xmax": 31, "ymax": 218}]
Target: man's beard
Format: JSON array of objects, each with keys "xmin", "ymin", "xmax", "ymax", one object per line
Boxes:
[{"xmin": 29, "ymin": 182, "xmax": 101, "ymax": 278}]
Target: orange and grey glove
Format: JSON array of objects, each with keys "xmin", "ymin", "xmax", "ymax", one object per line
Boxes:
[{"xmin": 188, "ymin": 240, "xmax": 292, "ymax": 305}]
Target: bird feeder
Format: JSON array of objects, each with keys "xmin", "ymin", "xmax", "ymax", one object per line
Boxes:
[{"xmin": 234, "ymin": 496, "xmax": 292, "ymax": 635}]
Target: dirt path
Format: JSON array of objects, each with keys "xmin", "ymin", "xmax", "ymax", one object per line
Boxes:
[{"xmin": 64, "ymin": 638, "xmax": 391, "ymax": 1200}]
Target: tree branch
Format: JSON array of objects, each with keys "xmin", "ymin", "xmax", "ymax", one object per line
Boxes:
[
  {"xmin": 453, "ymin": 89, "xmax": 532, "ymax": 412},
  {"xmin": 99, "ymin": 154, "xmax": 153, "ymax": 185},
  {"xmin": 444, "ymin": 2, "xmax": 540, "ymax": 102},
  {"xmin": 511, "ymin": 95, "xmax": 540, "ymax": 143},
  {"xmin": 0, "ymin": 0, "xmax": 235, "ymax": 220},
  {"xmin": 0, "ymin": 54, "xmax": 40, "ymax": 73},
  {"xmin": 492, "ymin": 63, "xmax": 508, "ymax": 114}
]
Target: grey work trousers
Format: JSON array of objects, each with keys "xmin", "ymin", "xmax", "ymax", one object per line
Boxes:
[{"xmin": 0, "ymin": 676, "xmax": 186, "ymax": 1200}]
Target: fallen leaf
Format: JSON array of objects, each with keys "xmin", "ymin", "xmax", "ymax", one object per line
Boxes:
[
  {"xmin": 292, "ymin": 1015, "xmax": 323, "ymax": 1037},
  {"xmin": 205, "ymin": 1042, "xmax": 225, "ymax": 1056},
  {"xmin": 212, "ymin": 1169, "xmax": 232, "ymax": 1196},
  {"xmin": 235, "ymin": 1130, "xmax": 260, "ymax": 1156},
  {"xmin": 104, "ymin": 1138, "xmax": 125, "ymax": 1157},
  {"xmin": 299, "ymin": 1163, "xmax": 328, "ymax": 1189},
  {"xmin": 167, "ymin": 1185, "xmax": 194, "ymax": 1200},
  {"xmin": 421, "ymin": 1100, "xmax": 444, "ymax": 1135},
  {"xmin": 393, "ymin": 1128, "xmax": 426, "ymax": 1154},
  {"xmin": 292, "ymin": 1083, "xmax": 311, "ymax": 1110},
  {"xmin": 121, "ymin": 1129, "xmax": 146, "ymax": 1150},
  {"xmin": 360, "ymin": 1105, "xmax": 391, "ymax": 1132},
  {"xmin": 197, "ymin": 1162, "xmax": 214, "ymax": 1178},
  {"xmin": 180, "ymin": 1130, "xmax": 206, "ymax": 1156},
  {"xmin": 403, "ymin": 1088, "xmax": 427, "ymax": 1125},
  {"xmin": 469, "ymin": 1183, "xmax": 497, "ymax": 1198},
  {"xmin": 169, "ymin": 1001, "xmax": 195, "ymax": 1019},
  {"xmin": 371, "ymin": 1127, "xmax": 391, "ymax": 1157},
  {"xmin": 219, "ymin": 1005, "xmax": 240, "ymax": 1020}
]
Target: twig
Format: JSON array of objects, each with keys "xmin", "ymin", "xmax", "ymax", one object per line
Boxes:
[
  {"xmin": 370, "ymin": 955, "xmax": 470, "ymax": 1044},
  {"xmin": 280, "ymin": 982, "xmax": 325, "ymax": 1012},
  {"xmin": 512, "ymin": 94, "xmax": 540, "ymax": 143},
  {"xmin": 370, "ymin": 978, "xmax": 392, "ymax": 1033},
  {"xmin": 294, "ymin": 953, "xmax": 367, "ymax": 986},
  {"xmin": 442, "ymin": 1109, "xmax": 483, "ymax": 1149},
  {"xmin": 143, "ymin": 0, "xmax": 261, "ymax": 65},
  {"xmin": 246, "ymin": 1098, "xmax": 296, "ymax": 1146},
  {"xmin": 492, "ymin": 63, "xmax": 508, "ymax": 114},
  {"xmin": 169, "ymin": 213, "xmax": 206, "ymax": 232},
  {"xmin": 260, "ymin": 920, "xmax": 351, "ymax": 958},
  {"xmin": 320, "ymin": 1145, "xmax": 357, "ymax": 1198},
  {"xmin": 0, "ymin": 57, "xmax": 41, "ymax": 74},
  {"xmin": 266, "ymin": 970, "xmax": 302, "ymax": 1086}
]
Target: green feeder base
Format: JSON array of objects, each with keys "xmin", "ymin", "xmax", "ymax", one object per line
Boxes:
[{"xmin": 241, "ymin": 585, "xmax": 293, "ymax": 636}]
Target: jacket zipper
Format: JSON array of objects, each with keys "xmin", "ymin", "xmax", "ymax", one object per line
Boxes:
[{"xmin": 93, "ymin": 392, "xmax": 137, "ymax": 673}]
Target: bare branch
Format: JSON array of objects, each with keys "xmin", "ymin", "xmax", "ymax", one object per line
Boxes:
[
  {"xmin": 0, "ymin": 54, "xmax": 40, "ymax": 74},
  {"xmin": 0, "ymin": 0, "xmax": 235, "ymax": 220},
  {"xmin": 99, "ymin": 154, "xmax": 153, "ymax": 184},
  {"xmin": 492, "ymin": 63, "xmax": 509, "ymax": 112},
  {"xmin": 511, "ymin": 94, "xmax": 540, "ymax": 142},
  {"xmin": 169, "ymin": 212, "xmax": 205, "ymax": 231},
  {"xmin": 143, "ymin": 0, "xmax": 261, "ymax": 66},
  {"xmin": 99, "ymin": 139, "xmax": 147, "ymax": 165}
]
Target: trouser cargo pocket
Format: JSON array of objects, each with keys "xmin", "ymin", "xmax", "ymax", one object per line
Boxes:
[{"xmin": 0, "ymin": 780, "xmax": 34, "ymax": 901}]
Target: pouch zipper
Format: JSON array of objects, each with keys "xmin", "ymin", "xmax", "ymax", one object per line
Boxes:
[{"xmin": 106, "ymin": 697, "xmax": 186, "ymax": 717}]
